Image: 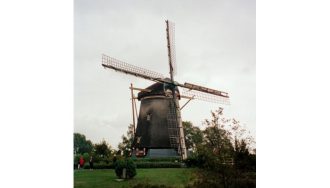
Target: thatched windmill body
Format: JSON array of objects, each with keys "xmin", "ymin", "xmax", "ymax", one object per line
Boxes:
[{"xmin": 102, "ymin": 20, "xmax": 229, "ymax": 160}]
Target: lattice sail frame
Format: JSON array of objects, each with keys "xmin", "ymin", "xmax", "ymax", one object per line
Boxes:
[
  {"xmin": 166, "ymin": 20, "xmax": 177, "ymax": 76},
  {"xmin": 182, "ymin": 88, "xmax": 230, "ymax": 105},
  {"xmin": 102, "ymin": 54, "xmax": 165, "ymax": 81}
]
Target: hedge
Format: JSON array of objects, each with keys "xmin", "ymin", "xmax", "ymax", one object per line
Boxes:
[
  {"xmin": 132, "ymin": 157, "xmax": 180, "ymax": 163},
  {"xmin": 74, "ymin": 160, "xmax": 183, "ymax": 169},
  {"xmin": 135, "ymin": 162, "xmax": 182, "ymax": 168}
]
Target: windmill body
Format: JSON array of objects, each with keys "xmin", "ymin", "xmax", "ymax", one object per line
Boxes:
[
  {"xmin": 133, "ymin": 82, "xmax": 181, "ymax": 157},
  {"xmin": 101, "ymin": 20, "xmax": 230, "ymax": 160}
]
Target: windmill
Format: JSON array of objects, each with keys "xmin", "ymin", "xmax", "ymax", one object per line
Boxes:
[{"xmin": 102, "ymin": 20, "xmax": 230, "ymax": 160}]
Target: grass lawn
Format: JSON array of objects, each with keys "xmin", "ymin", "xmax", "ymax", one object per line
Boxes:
[{"xmin": 74, "ymin": 168, "xmax": 197, "ymax": 188}]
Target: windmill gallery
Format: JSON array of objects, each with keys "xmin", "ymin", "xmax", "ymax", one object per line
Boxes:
[{"xmin": 101, "ymin": 20, "xmax": 230, "ymax": 160}]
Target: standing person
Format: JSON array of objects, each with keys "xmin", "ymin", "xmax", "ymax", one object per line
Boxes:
[
  {"xmin": 77, "ymin": 157, "xmax": 80, "ymax": 170},
  {"xmin": 79, "ymin": 156, "xmax": 84, "ymax": 169},
  {"xmin": 89, "ymin": 156, "xmax": 94, "ymax": 170}
]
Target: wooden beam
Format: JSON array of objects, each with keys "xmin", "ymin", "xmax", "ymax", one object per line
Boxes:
[
  {"xmin": 180, "ymin": 96, "xmax": 194, "ymax": 110},
  {"xmin": 130, "ymin": 83, "xmax": 136, "ymax": 136},
  {"xmin": 180, "ymin": 95, "xmax": 194, "ymax": 100},
  {"xmin": 129, "ymin": 87, "xmax": 151, "ymax": 92}
]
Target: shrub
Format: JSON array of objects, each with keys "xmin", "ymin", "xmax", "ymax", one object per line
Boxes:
[
  {"xmin": 83, "ymin": 164, "xmax": 90, "ymax": 169},
  {"xmin": 125, "ymin": 159, "xmax": 137, "ymax": 178},
  {"xmin": 183, "ymin": 157, "xmax": 199, "ymax": 167},
  {"xmin": 82, "ymin": 153, "xmax": 90, "ymax": 162},
  {"xmin": 114, "ymin": 159, "xmax": 125, "ymax": 177},
  {"xmin": 183, "ymin": 149, "xmax": 216, "ymax": 169},
  {"xmin": 114, "ymin": 158, "xmax": 137, "ymax": 179}
]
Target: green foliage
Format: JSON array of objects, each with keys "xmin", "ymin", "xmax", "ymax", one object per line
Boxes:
[
  {"xmin": 185, "ymin": 108, "xmax": 256, "ymax": 188},
  {"xmin": 186, "ymin": 170, "xmax": 256, "ymax": 188},
  {"xmin": 132, "ymin": 183, "xmax": 174, "ymax": 188},
  {"xmin": 93, "ymin": 163, "xmax": 114, "ymax": 169},
  {"xmin": 234, "ymin": 138, "xmax": 256, "ymax": 171},
  {"xmin": 74, "ymin": 155, "xmax": 79, "ymax": 165},
  {"xmin": 202, "ymin": 108, "xmax": 234, "ymax": 159},
  {"xmin": 82, "ymin": 152, "xmax": 90, "ymax": 162},
  {"xmin": 126, "ymin": 158, "xmax": 137, "ymax": 178},
  {"xmin": 76, "ymin": 161, "xmax": 115, "ymax": 169},
  {"xmin": 114, "ymin": 159, "xmax": 125, "ymax": 177},
  {"xmin": 83, "ymin": 163, "xmax": 90, "ymax": 169},
  {"xmin": 183, "ymin": 156, "xmax": 202, "ymax": 168},
  {"xmin": 74, "ymin": 133, "xmax": 93, "ymax": 154},
  {"xmin": 118, "ymin": 124, "xmax": 134, "ymax": 157},
  {"xmin": 114, "ymin": 158, "xmax": 137, "ymax": 179},
  {"xmin": 183, "ymin": 121, "xmax": 203, "ymax": 151},
  {"xmin": 132, "ymin": 157, "xmax": 180, "ymax": 163},
  {"xmin": 135, "ymin": 162, "xmax": 182, "ymax": 168},
  {"xmin": 92, "ymin": 154, "xmax": 114, "ymax": 164},
  {"xmin": 94, "ymin": 139, "xmax": 112, "ymax": 159}
]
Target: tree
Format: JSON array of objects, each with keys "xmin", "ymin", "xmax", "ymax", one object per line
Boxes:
[
  {"xmin": 202, "ymin": 108, "xmax": 233, "ymax": 161},
  {"xmin": 94, "ymin": 139, "xmax": 112, "ymax": 159},
  {"xmin": 188, "ymin": 107, "xmax": 256, "ymax": 188},
  {"xmin": 182, "ymin": 121, "xmax": 203, "ymax": 151},
  {"xmin": 74, "ymin": 133, "xmax": 93, "ymax": 155},
  {"xmin": 118, "ymin": 124, "xmax": 134, "ymax": 157}
]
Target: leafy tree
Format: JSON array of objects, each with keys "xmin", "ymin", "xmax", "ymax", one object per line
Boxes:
[
  {"xmin": 202, "ymin": 108, "xmax": 234, "ymax": 161},
  {"xmin": 74, "ymin": 133, "xmax": 93, "ymax": 155},
  {"xmin": 118, "ymin": 124, "xmax": 134, "ymax": 157},
  {"xmin": 82, "ymin": 152, "xmax": 90, "ymax": 162},
  {"xmin": 183, "ymin": 121, "xmax": 203, "ymax": 151},
  {"xmin": 94, "ymin": 139, "xmax": 112, "ymax": 159},
  {"xmin": 187, "ymin": 107, "xmax": 256, "ymax": 188}
]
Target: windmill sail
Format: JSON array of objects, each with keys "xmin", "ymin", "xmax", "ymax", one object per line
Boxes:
[
  {"xmin": 102, "ymin": 54, "xmax": 165, "ymax": 82},
  {"xmin": 182, "ymin": 88, "xmax": 230, "ymax": 104},
  {"xmin": 166, "ymin": 20, "xmax": 177, "ymax": 79},
  {"xmin": 165, "ymin": 20, "xmax": 187, "ymax": 159},
  {"xmin": 178, "ymin": 82, "xmax": 230, "ymax": 104},
  {"xmin": 102, "ymin": 20, "xmax": 229, "ymax": 160}
]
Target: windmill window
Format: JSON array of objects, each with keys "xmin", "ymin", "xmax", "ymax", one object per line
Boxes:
[
  {"xmin": 147, "ymin": 113, "xmax": 152, "ymax": 121},
  {"xmin": 165, "ymin": 89, "xmax": 172, "ymax": 96}
]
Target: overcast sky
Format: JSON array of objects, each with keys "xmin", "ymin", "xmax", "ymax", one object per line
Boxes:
[{"xmin": 74, "ymin": 0, "xmax": 255, "ymax": 148}]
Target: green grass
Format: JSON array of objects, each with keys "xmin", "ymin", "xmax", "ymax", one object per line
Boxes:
[{"xmin": 74, "ymin": 168, "xmax": 196, "ymax": 188}]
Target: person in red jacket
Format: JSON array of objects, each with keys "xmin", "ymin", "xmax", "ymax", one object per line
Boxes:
[{"xmin": 79, "ymin": 156, "xmax": 84, "ymax": 169}]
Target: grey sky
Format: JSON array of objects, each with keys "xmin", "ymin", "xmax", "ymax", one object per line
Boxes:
[{"xmin": 74, "ymin": 0, "xmax": 255, "ymax": 148}]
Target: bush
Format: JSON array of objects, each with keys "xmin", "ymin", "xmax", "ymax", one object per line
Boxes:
[
  {"xmin": 114, "ymin": 158, "xmax": 137, "ymax": 179},
  {"xmin": 125, "ymin": 159, "xmax": 137, "ymax": 178},
  {"xmin": 183, "ymin": 157, "xmax": 199, "ymax": 167},
  {"xmin": 83, "ymin": 164, "xmax": 90, "ymax": 169},
  {"xmin": 83, "ymin": 153, "xmax": 90, "ymax": 162},
  {"xmin": 114, "ymin": 159, "xmax": 125, "ymax": 177},
  {"xmin": 183, "ymin": 150, "xmax": 216, "ymax": 169}
]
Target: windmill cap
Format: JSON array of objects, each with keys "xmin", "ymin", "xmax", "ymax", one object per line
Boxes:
[{"xmin": 137, "ymin": 82, "xmax": 180, "ymax": 100}]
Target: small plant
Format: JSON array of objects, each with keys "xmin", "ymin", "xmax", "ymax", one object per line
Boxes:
[{"xmin": 114, "ymin": 158, "xmax": 137, "ymax": 179}]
